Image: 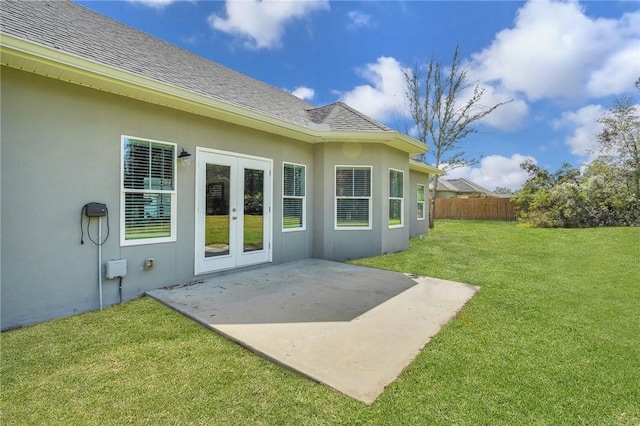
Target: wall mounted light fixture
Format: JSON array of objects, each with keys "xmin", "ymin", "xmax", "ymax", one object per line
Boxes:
[{"xmin": 178, "ymin": 148, "xmax": 192, "ymax": 166}]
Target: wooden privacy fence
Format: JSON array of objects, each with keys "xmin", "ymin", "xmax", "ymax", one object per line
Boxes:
[{"xmin": 434, "ymin": 198, "xmax": 517, "ymax": 221}]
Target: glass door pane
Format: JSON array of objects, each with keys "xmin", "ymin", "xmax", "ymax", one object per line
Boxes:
[
  {"xmin": 205, "ymin": 164, "xmax": 231, "ymax": 257},
  {"xmin": 196, "ymin": 150, "xmax": 271, "ymax": 274},
  {"xmin": 243, "ymin": 168, "xmax": 264, "ymax": 253}
]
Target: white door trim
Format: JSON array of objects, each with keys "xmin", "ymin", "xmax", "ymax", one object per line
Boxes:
[{"xmin": 194, "ymin": 147, "xmax": 273, "ymax": 275}]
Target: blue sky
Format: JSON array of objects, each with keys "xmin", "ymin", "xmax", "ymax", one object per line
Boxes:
[{"xmin": 77, "ymin": 0, "xmax": 639, "ymax": 190}]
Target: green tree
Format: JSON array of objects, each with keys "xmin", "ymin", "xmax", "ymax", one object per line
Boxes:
[
  {"xmin": 494, "ymin": 187, "xmax": 513, "ymax": 195},
  {"xmin": 513, "ymin": 161, "xmax": 581, "ymax": 227},
  {"xmin": 596, "ymin": 86, "xmax": 640, "ymax": 197},
  {"xmin": 513, "ymin": 159, "xmax": 639, "ymax": 228},
  {"xmin": 580, "ymin": 159, "xmax": 640, "ymax": 226},
  {"xmin": 515, "ymin": 79, "xmax": 640, "ymax": 228},
  {"xmin": 404, "ymin": 45, "xmax": 510, "ymax": 227}
]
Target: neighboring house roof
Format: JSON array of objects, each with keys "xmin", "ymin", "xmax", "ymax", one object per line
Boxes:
[
  {"xmin": 432, "ymin": 178, "xmax": 507, "ymax": 197},
  {"xmin": 433, "ymin": 179, "xmax": 460, "ymax": 192},
  {"xmin": 0, "ymin": 0, "xmax": 426, "ymax": 155},
  {"xmin": 439, "ymin": 179, "xmax": 487, "ymax": 193}
]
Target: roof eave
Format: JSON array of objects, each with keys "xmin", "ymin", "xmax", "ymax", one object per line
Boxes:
[
  {"xmin": 0, "ymin": 33, "xmax": 427, "ymax": 156},
  {"xmin": 409, "ymin": 159, "xmax": 444, "ymax": 175},
  {"xmin": 0, "ymin": 34, "xmax": 316, "ymax": 140},
  {"xmin": 315, "ymin": 132, "xmax": 427, "ymax": 156}
]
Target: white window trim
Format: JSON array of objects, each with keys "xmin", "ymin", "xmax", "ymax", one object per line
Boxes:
[
  {"xmin": 334, "ymin": 165, "xmax": 372, "ymax": 231},
  {"xmin": 282, "ymin": 161, "xmax": 306, "ymax": 232},
  {"xmin": 389, "ymin": 168, "xmax": 404, "ymax": 229},
  {"xmin": 120, "ymin": 135, "xmax": 177, "ymax": 246},
  {"xmin": 417, "ymin": 184, "xmax": 426, "ymax": 221}
]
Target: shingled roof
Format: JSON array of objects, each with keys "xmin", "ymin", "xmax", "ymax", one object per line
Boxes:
[
  {"xmin": 0, "ymin": 0, "xmax": 391, "ymax": 133},
  {"xmin": 307, "ymin": 102, "xmax": 391, "ymax": 132},
  {"xmin": 434, "ymin": 178, "xmax": 489, "ymax": 193},
  {"xmin": 434, "ymin": 178, "xmax": 508, "ymax": 198}
]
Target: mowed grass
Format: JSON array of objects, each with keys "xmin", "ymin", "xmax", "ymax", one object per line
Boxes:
[
  {"xmin": 2, "ymin": 221, "xmax": 639, "ymax": 424},
  {"xmin": 205, "ymin": 214, "xmax": 263, "ymax": 248},
  {"xmin": 352, "ymin": 221, "xmax": 640, "ymax": 424}
]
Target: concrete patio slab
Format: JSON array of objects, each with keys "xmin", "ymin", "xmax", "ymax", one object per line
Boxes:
[{"xmin": 146, "ymin": 259, "xmax": 479, "ymax": 404}]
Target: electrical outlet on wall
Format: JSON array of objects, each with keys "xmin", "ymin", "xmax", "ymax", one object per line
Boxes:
[{"xmin": 144, "ymin": 258, "xmax": 154, "ymax": 270}]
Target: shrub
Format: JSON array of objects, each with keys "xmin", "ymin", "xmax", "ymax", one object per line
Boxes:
[{"xmin": 514, "ymin": 160, "xmax": 640, "ymax": 228}]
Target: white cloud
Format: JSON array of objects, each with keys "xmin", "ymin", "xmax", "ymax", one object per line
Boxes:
[
  {"xmin": 341, "ymin": 55, "xmax": 528, "ymax": 131},
  {"xmin": 208, "ymin": 0, "xmax": 329, "ymax": 49},
  {"xmin": 553, "ymin": 104, "xmax": 605, "ymax": 159},
  {"xmin": 471, "ymin": 0, "xmax": 640, "ymax": 101},
  {"xmin": 587, "ymin": 43, "xmax": 640, "ymax": 97},
  {"xmin": 340, "ymin": 1, "xmax": 638, "ymax": 133},
  {"xmin": 127, "ymin": 0, "xmax": 178, "ymax": 9},
  {"xmin": 459, "ymin": 82, "xmax": 529, "ymax": 131},
  {"xmin": 339, "ymin": 56, "xmax": 408, "ymax": 123},
  {"xmin": 290, "ymin": 86, "xmax": 315, "ymax": 101},
  {"xmin": 347, "ymin": 10, "xmax": 372, "ymax": 31},
  {"xmin": 444, "ymin": 154, "xmax": 536, "ymax": 191}
]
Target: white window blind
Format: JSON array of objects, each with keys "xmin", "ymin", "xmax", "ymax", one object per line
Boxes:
[
  {"xmin": 389, "ymin": 169, "xmax": 404, "ymax": 227},
  {"xmin": 336, "ymin": 166, "xmax": 371, "ymax": 228},
  {"xmin": 417, "ymin": 184, "xmax": 426, "ymax": 220},
  {"xmin": 122, "ymin": 137, "xmax": 176, "ymax": 244},
  {"xmin": 417, "ymin": 184, "xmax": 424, "ymax": 219},
  {"xmin": 283, "ymin": 163, "xmax": 306, "ymax": 230}
]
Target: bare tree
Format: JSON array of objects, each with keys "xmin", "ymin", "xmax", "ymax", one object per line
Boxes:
[{"xmin": 404, "ymin": 45, "xmax": 510, "ymax": 227}]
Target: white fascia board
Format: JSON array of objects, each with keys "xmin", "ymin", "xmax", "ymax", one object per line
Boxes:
[
  {"xmin": 1, "ymin": 33, "xmax": 427, "ymax": 156},
  {"xmin": 0, "ymin": 34, "xmax": 313, "ymax": 140},
  {"xmin": 409, "ymin": 159, "xmax": 444, "ymax": 175},
  {"xmin": 315, "ymin": 132, "xmax": 427, "ymax": 156}
]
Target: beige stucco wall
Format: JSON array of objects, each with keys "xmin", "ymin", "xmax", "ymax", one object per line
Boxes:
[
  {"xmin": 1, "ymin": 66, "xmax": 423, "ymax": 329},
  {"xmin": 1, "ymin": 67, "xmax": 318, "ymax": 328},
  {"xmin": 435, "ymin": 191, "xmax": 460, "ymax": 199},
  {"xmin": 311, "ymin": 143, "xmax": 412, "ymax": 259},
  {"xmin": 409, "ymin": 170, "xmax": 430, "ymax": 237},
  {"xmin": 312, "ymin": 143, "xmax": 383, "ymax": 260}
]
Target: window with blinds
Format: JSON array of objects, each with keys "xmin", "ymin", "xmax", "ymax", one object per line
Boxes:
[
  {"xmin": 283, "ymin": 162, "xmax": 306, "ymax": 230},
  {"xmin": 121, "ymin": 136, "xmax": 176, "ymax": 245},
  {"xmin": 417, "ymin": 184, "xmax": 426, "ymax": 220},
  {"xmin": 389, "ymin": 169, "xmax": 404, "ymax": 227},
  {"xmin": 335, "ymin": 166, "xmax": 372, "ymax": 229}
]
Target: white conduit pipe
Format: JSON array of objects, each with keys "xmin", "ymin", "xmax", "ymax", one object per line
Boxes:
[{"xmin": 98, "ymin": 216, "xmax": 103, "ymax": 310}]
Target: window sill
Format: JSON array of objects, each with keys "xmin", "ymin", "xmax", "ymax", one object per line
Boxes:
[
  {"xmin": 282, "ymin": 227, "xmax": 306, "ymax": 233},
  {"xmin": 120, "ymin": 236, "xmax": 176, "ymax": 247}
]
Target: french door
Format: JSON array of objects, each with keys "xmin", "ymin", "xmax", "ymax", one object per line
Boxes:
[{"xmin": 195, "ymin": 148, "xmax": 272, "ymax": 274}]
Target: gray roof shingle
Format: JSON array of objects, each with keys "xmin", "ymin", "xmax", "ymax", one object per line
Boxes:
[
  {"xmin": 1, "ymin": 0, "xmax": 393, "ymax": 133},
  {"xmin": 435, "ymin": 178, "xmax": 487, "ymax": 193},
  {"xmin": 434, "ymin": 178, "xmax": 508, "ymax": 197},
  {"xmin": 307, "ymin": 102, "xmax": 391, "ymax": 132}
]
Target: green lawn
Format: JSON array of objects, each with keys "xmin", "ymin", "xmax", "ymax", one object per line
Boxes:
[
  {"xmin": 2, "ymin": 221, "xmax": 639, "ymax": 425},
  {"xmin": 389, "ymin": 218, "xmax": 402, "ymax": 226},
  {"xmin": 125, "ymin": 224, "xmax": 171, "ymax": 240},
  {"xmin": 205, "ymin": 214, "xmax": 263, "ymax": 247},
  {"xmin": 283, "ymin": 216, "xmax": 303, "ymax": 229}
]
